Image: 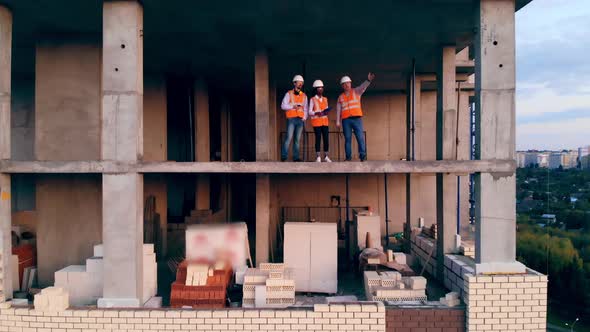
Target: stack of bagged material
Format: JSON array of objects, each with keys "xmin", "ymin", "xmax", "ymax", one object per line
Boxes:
[
  {"xmin": 364, "ymin": 271, "xmax": 427, "ymax": 302},
  {"xmin": 170, "ymin": 260, "xmax": 232, "ymax": 309},
  {"xmin": 55, "ymin": 244, "xmax": 157, "ymax": 306},
  {"xmin": 34, "ymin": 287, "xmax": 69, "ymax": 311},
  {"xmin": 242, "ymin": 263, "xmax": 295, "ymax": 308}
]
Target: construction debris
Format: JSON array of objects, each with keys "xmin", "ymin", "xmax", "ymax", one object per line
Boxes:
[{"xmin": 440, "ymin": 291, "xmax": 460, "ymax": 307}]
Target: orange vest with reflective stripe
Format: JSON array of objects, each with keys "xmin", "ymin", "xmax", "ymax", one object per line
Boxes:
[
  {"xmin": 310, "ymin": 96, "xmax": 329, "ymax": 127},
  {"xmin": 286, "ymin": 90, "xmax": 306, "ymax": 119},
  {"xmin": 338, "ymin": 90, "xmax": 363, "ymax": 119}
]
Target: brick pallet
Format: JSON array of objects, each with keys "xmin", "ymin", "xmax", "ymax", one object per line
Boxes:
[
  {"xmin": 242, "ymin": 263, "xmax": 295, "ymax": 308},
  {"xmin": 169, "ymin": 260, "xmax": 232, "ymax": 309}
]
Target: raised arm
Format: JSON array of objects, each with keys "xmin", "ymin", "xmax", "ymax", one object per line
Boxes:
[{"xmin": 354, "ymin": 72, "xmax": 375, "ymax": 96}]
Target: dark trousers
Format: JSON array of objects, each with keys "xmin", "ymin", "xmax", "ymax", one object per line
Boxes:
[{"xmin": 313, "ymin": 125, "xmax": 329, "ymax": 153}]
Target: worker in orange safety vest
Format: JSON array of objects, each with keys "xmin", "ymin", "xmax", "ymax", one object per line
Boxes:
[
  {"xmin": 280, "ymin": 75, "xmax": 308, "ymax": 162},
  {"xmin": 308, "ymin": 80, "xmax": 332, "ymax": 162},
  {"xmin": 336, "ymin": 72, "xmax": 375, "ymax": 161}
]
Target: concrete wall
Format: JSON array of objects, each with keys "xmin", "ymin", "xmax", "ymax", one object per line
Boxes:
[
  {"xmin": 11, "ymin": 77, "xmax": 35, "ymax": 161},
  {"xmin": 273, "ymin": 173, "xmax": 406, "ymax": 243},
  {"xmin": 35, "ymin": 42, "xmax": 101, "ymax": 161},
  {"xmin": 36, "ymin": 174, "xmax": 102, "ymax": 286},
  {"xmin": 143, "ymin": 76, "xmax": 167, "ymax": 162}
]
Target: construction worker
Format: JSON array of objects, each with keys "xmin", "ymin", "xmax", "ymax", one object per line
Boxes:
[
  {"xmin": 336, "ymin": 72, "xmax": 375, "ymax": 161},
  {"xmin": 308, "ymin": 80, "xmax": 332, "ymax": 163},
  {"xmin": 281, "ymin": 75, "xmax": 308, "ymax": 162}
]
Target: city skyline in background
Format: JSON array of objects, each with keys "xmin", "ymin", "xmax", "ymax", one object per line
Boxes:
[{"xmin": 516, "ymin": 0, "xmax": 590, "ymax": 151}]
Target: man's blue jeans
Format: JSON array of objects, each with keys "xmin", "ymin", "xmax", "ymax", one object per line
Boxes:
[
  {"xmin": 342, "ymin": 117, "xmax": 366, "ymax": 160},
  {"xmin": 281, "ymin": 117, "xmax": 304, "ymax": 160}
]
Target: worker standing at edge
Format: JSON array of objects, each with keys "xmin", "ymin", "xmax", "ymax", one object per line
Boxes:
[
  {"xmin": 336, "ymin": 72, "xmax": 375, "ymax": 161},
  {"xmin": 281, "ymin": 75, "xmax": 308, "ymax": 162},
  {"xmin": 308, "ymin": 80, "xmax": 332, "ymax": 163}
]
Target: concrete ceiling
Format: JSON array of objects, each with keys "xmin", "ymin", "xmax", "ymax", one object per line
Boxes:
[{"xmin": 3, "ymin": 0, "xmax": 532, "ymax": 91}]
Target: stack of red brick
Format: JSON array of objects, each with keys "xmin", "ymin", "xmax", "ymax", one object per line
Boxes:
[{"xmin": 170, "ymin": 260, "xmax": 232, "ymax": 309}]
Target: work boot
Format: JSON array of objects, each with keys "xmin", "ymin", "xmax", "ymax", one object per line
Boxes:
[
  {"xmin": 316, "ymin": 156, "xmax": 322, "ymax": 163},
  {"xmin": 324, "ymin": 156, "xmax": 332, "ymax": 163},
  {"xmin": 294, "ymin": 158, "xmax": 303, "ymax": 162},
  {"xmin": 360, "ymin": 155, "xmax": 367, "ymax": 162},
  {"xmin": 281, "ymin": 157, "xmax": 287, "ymax": 162}
]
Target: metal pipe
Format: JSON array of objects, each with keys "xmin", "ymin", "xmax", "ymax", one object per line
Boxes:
[
  {"xmin": 411, "ymin": 58, "xmax": 416, "ymax": 161},
  {"xmin": 457, "ymin": 176, "xmax": 461, "ymax": 234},
  {"xmin": 384, "ymin": 173, "xmax": 389, "ymax": 246}
]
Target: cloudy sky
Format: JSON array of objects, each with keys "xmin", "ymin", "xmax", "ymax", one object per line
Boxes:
[{"xmin": 516, "ymin": 0, "xmax": 590, "ymax": 151}]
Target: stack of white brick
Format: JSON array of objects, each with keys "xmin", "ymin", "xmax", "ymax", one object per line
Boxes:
[
  {"xmin": 33, "ymin": 287, "xmax": 69, "ymax": 312},
  {"xmin": 464, "ymin": 269, "xmax": 548, "ymax": 332},
  {"xmin": 410, "ymin": 231, "xmax": 437, "ymax": 278},
  {"xmin": 443, "ymin": 254, "xmax": 475, "ymax": 298},
  {"xmin": 0, "ymin": 300, "xmax": 386, "ymax": 332},
  {"xmin": 55, "ymin": 244, "xmax": 157, "ymax": 306},
  {"xmin": 459, "ymin": 244, "xmax": 475, "ymax": 259},
  {"xmin": 243, "ymin": 263, "xmax": 295, "ymax": 308},
  {"xmin": 364, "ymin": 271, "xmax": 427, "ymax": 302}
]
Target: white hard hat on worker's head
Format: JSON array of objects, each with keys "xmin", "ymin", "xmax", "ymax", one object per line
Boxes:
[
  {"xmin": 292, "ymin": 75, "xmax": 304, "ymax": 83},
  {"xmin": 340, "ymin": 76, "xmax": 352, "ymax": 84},
  {"xmin": 312, "ymin": 80, "xmax": 324, "ymax": 88}
]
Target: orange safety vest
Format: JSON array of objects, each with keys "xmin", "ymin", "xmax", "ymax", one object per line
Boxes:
[
  {"xmin": 285, "ymin": 90, "xmax": 306, "ymax": 119},
  {"xmin": 338, "ymin": 90, "xmax": 363, "ymax": 119},
  {"xmin": 310, "ymin": 96, "xmax": 329, "ymax": 127}
]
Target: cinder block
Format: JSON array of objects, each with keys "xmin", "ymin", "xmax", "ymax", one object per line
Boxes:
[{"xmin": 93, "ymin": 244, "xmax": 103, "ymax": 258}]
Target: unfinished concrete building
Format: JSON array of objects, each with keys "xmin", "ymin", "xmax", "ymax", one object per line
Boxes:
[{"xmin": 0, "ymin": 0, "xmax": 547, "ymax": 331}]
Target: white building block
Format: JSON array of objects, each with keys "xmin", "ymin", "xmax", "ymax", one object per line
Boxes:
[
  {"xmin": 93, "ymin": 244, "xmax": 103, "ymax": 258},
  {"xmin": 393, "ymin": 252, "xmax": 407, "ymax": 265}
]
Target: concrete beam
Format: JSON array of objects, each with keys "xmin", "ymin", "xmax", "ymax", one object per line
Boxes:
[
  {"xmin": 0, "ymin": 160, "xmax": 516, "ymax": 174},
  {"xmin": 0, "ymin": 174, "xmax": 12, "ymax": 301},
  {"xmin": 255, "ymin": 51, "xmax": 271, "ymax": 161},
  {"xmin": 101, "ymin": 0, "xmax": 143, "ymax": 162},
  {"xmin": 0, "ymin": 7, "xmax": 11, "ymax": 160},
  {"xmin": 474, "ymin": 0, "xmax": 525, "ymax": 274},
  {"xmin": 99, "ymin": 173, "xmax": 144, "ymax": 307},
  {"xmin": 255, "ymin": 174, "xmax": 270, "ymax": 265},
  {"xmin": 436, "ymin": 46, "xmax": 459, "ymax": 280}
]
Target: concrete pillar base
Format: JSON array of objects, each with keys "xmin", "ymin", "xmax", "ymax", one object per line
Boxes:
[
  {"xmin": 475, "ymin": 261, "xmax": 526, "ymax": 275},
  {"xmin": 0, "ymin": 174, "xmax": 13, "ymax": 301},
  {"xmin": 97, "ymin": 298, "xmax": 141, "ymax": 308}
]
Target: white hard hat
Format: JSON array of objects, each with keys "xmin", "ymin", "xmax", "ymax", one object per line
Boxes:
[
  {"xmin": 340, "ymin": 76, "xmax": 352, "ymax": 84},
  {"xmin": 312, "ymin": 80, "xmax": 324, "ymax": 88},
  {"xmin": 292, "ymin": 75, "xmax": 304, "ymax": 83}
]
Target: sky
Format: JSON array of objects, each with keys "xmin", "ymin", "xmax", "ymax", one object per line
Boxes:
[{"xmin": 516, "ymin": 0, "xmax": 590, "ymax": 151}]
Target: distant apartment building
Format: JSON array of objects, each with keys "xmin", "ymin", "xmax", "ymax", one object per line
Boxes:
[
  {"xmin": 548, "ymin": 152, "xmax": 563, "ymax": 169},
  {"xmin": 579, "ymin": 146, "xmax": 590, "ymax": 169},
  {"xmin": 563, "ymin": 150, "xmax": 579, "ymax": 168}
]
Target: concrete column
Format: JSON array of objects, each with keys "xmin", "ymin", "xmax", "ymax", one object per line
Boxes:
[
  {"xmin": 99, "ymin": 0, "xmax": 145, "ymax": 307},
  {"xmin": 255, "ymin": 51, "xmax": 270, "ymax": 161},
  {"xmin": 0, "ymin": 174, "xmax": 12, "ymax": 301},
  {"xmin": 268, "ymin": 81, "xmax": 277, "ymax": 160},
  {"xmin": 255, "ymin": 52, "xmax": 271, "ymax": 263},
  {"xmin": 255, "ymin": 174, "xmax": 270, "ymax": 265},
  {"xmin": 101, "ymin": 0, "xmax": 143, "ymax": 161},
  {"xmin": 99, "ymin": 173, "xmax": 144, "ymax": 307},
  {"xmin": 436, "ymin": 46, "xmax": 459, "ymax": 278},
  {"xmin": 0, "ymin": 8, "xmax": 12, "ymax": 301},
  {"xmin": 220, "ymin": 102, "xmax": 229, "ymax": 162},
  {"xmin": 474, "ymin": 0, "xmax": 525, "ymax": 274},
  {"xmin": 0, "ymin": 7, "xmax": 11, "ymax": 160},
  {"xmin": 194, "ymin": 79, "xmax": 210, "ymax": 211}
]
